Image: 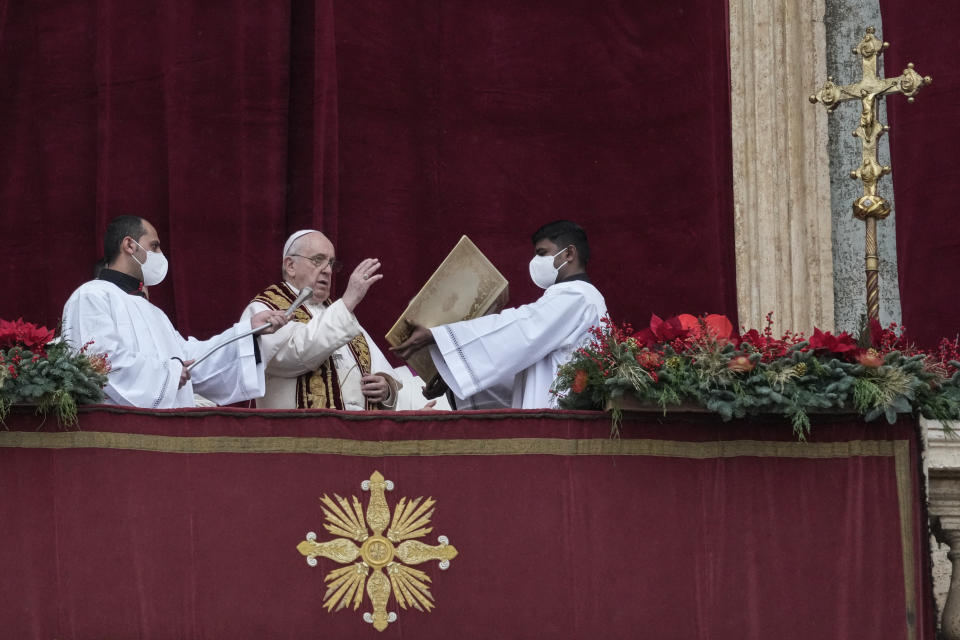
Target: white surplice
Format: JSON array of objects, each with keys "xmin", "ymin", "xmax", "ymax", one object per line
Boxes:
[
  {"xmin": 61, "ymin": 280, "xmax": 265, "ymax": 408},
  {"xmin": 428, "ymin": 279, "xmax": 607, "ymax": 409},
  {"xmin": 389, "ymin": 365, "xmax": 452, "ymax": 411},
  {"xmin": 242, "ymin": 294, "xmax": 401, "ymax": 410}
]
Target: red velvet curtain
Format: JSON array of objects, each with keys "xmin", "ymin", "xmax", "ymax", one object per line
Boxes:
[
  {"xmin": 0, "ymin": 1, "xmax": 737, "ymax": 345},
  {"xmin": 0, "ymin": 409, "xmax": 935, "ymax": 639},
  {"xmin": 876, "ymin": 3, "xmax": 960, "ymax": 347}
]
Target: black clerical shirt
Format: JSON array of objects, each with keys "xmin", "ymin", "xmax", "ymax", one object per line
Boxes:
[
  {"xmin": 98, "ymin": 268, "xmax": 145, "ymax": 296},
  {"xmin": 556, "ymin": 273, "xmax": 591, "ymax": 285}
]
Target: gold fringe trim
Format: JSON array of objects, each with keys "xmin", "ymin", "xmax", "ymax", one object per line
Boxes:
[{"xmin": 0, "ymin": 431, "xmax": 899, "ymax": 458}]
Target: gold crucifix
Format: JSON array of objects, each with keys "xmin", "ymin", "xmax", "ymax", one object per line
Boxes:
[{"xmin": 810, "ymin": 26, "xmax": 931, "ymax": 320}]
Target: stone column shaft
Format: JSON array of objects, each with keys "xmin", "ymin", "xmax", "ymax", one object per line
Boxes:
[{"xmin": 729, "ymin": 0, "xmax": 835, "ymax": 334}]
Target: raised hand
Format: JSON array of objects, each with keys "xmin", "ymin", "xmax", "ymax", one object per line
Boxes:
[{"xmin": 342, "ymin": 258, "xmax": 383, "ymax": 312}]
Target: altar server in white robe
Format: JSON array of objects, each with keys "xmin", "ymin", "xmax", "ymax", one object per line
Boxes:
[
  {"xmin": 393, "ymin": 220, "xmax": 607, "ymax": 409},
  {"xmin": 242, "ymin": 230, "xmax": 444, "ymax": 411},
  {"xmin": 62, "ymin": 215, "xmax": 288, "ymax": 409}
]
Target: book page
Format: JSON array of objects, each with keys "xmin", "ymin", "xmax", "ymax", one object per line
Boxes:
[{"xmin": 385, "ymin": 236, "xmax": 508, "ymax": 380}]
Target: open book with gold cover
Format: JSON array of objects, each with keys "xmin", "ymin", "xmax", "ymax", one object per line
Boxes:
[{"xmin": 385, "ymin": 236, "xmax": 509, "ymax": 381}]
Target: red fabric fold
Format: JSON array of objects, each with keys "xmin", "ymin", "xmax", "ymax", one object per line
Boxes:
[
  {"xmin": 876, "ymin": 3, "xmax": 960, "ymax": 346},
  {"xmin": 0, "ymin": 2, "xmax": 737, "ymax": 347}
]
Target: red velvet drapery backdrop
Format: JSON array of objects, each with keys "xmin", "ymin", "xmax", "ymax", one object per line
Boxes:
[
  {"xmin": 0, "ymin": 1, "xmax": 737, "ymax": 345},
  {"xmin": 876, "ymin": 3, "xmax": 960, "ymax": 347}
]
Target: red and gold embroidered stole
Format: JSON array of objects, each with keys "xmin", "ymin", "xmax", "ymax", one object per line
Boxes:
[{"xmin": 251, "ymin": 283, "xmax": 373, "ymax": 409}]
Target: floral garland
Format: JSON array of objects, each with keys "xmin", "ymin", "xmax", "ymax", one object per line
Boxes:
[
  {"xmin": 552, "ymin": 313, "xmax": 960, "ymax": 439},
  {"xmin": 0, "ymin": 318, "xmax": 110, "ymax": 427}
]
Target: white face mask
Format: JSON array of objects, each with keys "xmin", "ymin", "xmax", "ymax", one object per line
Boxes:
[
  {"xmin": 132, "ymin": 240, "xmax": 169, "ymax": 286},
  {"xmin": 528, "ymin": 248, "xmax": 568, "ymax": 289}
]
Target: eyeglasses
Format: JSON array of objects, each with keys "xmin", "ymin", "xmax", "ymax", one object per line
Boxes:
[{"xmin": 289, "ymin": 254, "xmax": 344, "ymax": 273}]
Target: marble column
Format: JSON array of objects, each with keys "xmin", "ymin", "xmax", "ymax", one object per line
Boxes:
[
  {"xmin": 925, "ymin": 418, "xmax": 960, "ymax": 637},
  {"xmin": 937, "ymin": 521, "xmax": 960, "ymax": 639},
  {"xmin": 729, "ymin": 0, "xmax": 835, "ymax": 334}
]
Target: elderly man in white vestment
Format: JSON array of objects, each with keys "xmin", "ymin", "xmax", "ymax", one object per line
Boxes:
[
  {"xmin": 393, "ymin": 220, "xmax": 607, "ymax": 409},
  {"xmin": 242, "ymin": 230, "xmax": 439, "ymax": 411},
  {"xmin": 62, "ymin": 215, "xmax": 288, "ymax": 408}
]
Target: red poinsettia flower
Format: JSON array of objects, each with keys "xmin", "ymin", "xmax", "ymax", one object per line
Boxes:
[
  {"xmin": 856, "ymin": 348, "xmax": 884, "ymax": 368},
  {"xmin": 808, "ymin": 327, "xmax": 858, "ymax": 355},
  {"xmin": 677, "ymin": 313, "xmax": 735, "ymax": 341},
  {"xmin": 571, "ymin": 370, "xmax": 589, "ymax": 394},
  {"xmin": 0, "ymin": 318, "xmax": 55, "ymax": 350},
  {"xmin": 632, "ymin": 314, "xmax": 690, "ymax": 348},
  {"xmin": 738, "ymin": 328, "xmax": 766, "ymax": 349},
  {"xmin": 705, "ymin": 314, "xmax": 735, "ymax": 340},
  {"xmin": 635, "ymin": 350, "xmax": 664, "ymax": 371},
  {"xmin": 676, "ymin": 314, "xmax": 698, "ymax": 335},
  {"xmin": 868, "ymin": 318, "xmax": 907, "ymax": 352},
  {"xmin": 727, "ymin": 355, "xmax": 756, "ymax": 373},
  {"xmin": 0, "ymin": 319, "xmax": 19, "ymax": 348}
]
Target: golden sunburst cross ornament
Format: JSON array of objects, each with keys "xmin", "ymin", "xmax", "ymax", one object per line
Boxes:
[{"xmin": 296, "ymin": 471, "xmax": 459, "ymax": 631}]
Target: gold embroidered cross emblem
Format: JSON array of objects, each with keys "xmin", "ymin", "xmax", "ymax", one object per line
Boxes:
[{"xmin": 296, "ymin": 471, "xmax": 459, "ymax": 631}]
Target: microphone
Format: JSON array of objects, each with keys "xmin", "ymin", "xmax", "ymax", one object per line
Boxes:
[
  {"xmin": 283, "ymin": 286, "xmax": 313, "ymax": 320},
  {"xmin": 187, "ymin": 286, "xmax": 314, "ymax": 372}
]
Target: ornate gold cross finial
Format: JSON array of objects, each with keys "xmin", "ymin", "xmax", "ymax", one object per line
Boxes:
[{"xmin": 810, "ymin": 26, "xmax": 931, "ymax": 320}]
